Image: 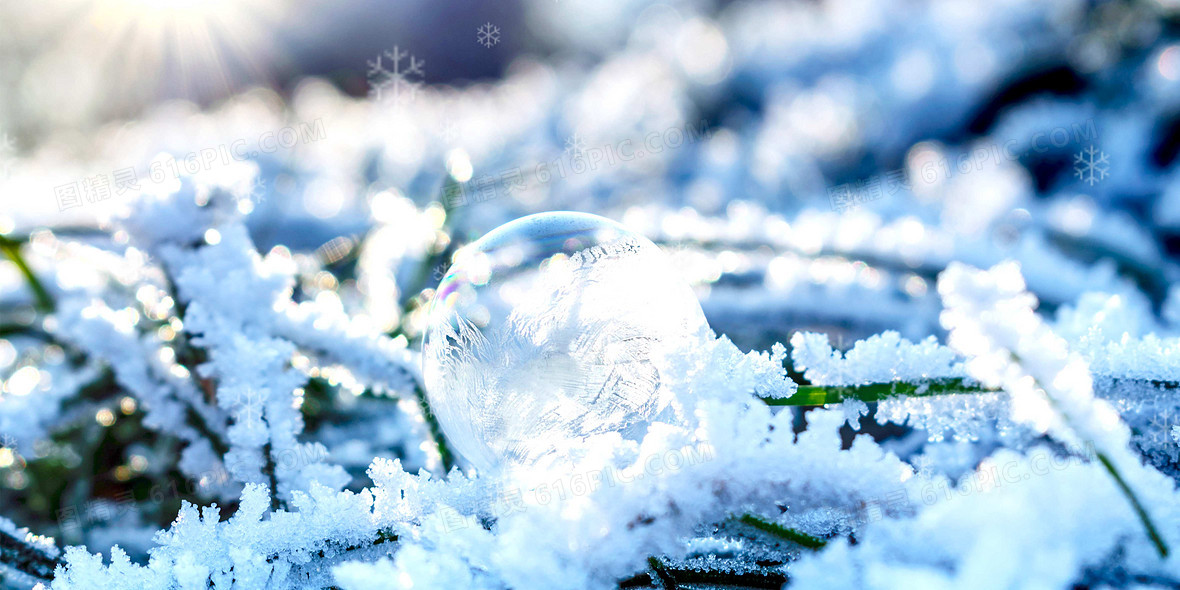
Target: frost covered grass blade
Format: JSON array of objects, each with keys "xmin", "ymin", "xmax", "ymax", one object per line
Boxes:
[
  {"xmin": 938, "ymin": 261, "xmax": 1170, "ymax": 558},
  {"xmin": 0, "ymin": 234, "xmax": 55, "ymax": 313},
  {"xmin": 762, "ymin": 378, "xmax": 994, "ymax": 406}
]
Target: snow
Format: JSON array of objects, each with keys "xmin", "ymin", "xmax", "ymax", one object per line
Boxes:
[{"xmin": 1, "ymin": 0, "xmax": 1179, "ymax": 587}]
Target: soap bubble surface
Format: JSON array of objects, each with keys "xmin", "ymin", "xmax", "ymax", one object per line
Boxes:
[{"xmin": 422, "ymin": 212, "xmax": 708, "ymax": 473}]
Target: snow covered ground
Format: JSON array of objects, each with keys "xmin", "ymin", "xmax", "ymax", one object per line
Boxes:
[{"xmin": 1, "ymin": 0, "xmax": 1179, "ymax": 588}]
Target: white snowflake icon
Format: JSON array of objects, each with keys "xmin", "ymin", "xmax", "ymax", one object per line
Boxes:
[
  {"xmin": 1148, "ymin": 408, "xmax": 1175, "ymax": 444},
  {"xmin": 1073, "ymin": 145, "xmax": 1109, "ymax": 186},
  {"xmin": 439, "ymin": 119, "xmax": 458, "ymax": 144},
  {"xmin": 911, "ymin": 454, "xmax": 935, "ymax": 478},
  {"xmin": 232, "ymin": 388, "xmax": 265, "ymax": 429},
  {"xmin": 0, "ymin": 131, "xmax": 15, "ymax": 179},
  {"xmin": 367, "ymin": 46, "xmax": 425, "ymax": 107},
  {"xmin": 477, "ymin": 23, "xmax": 500, "ymax": 48},
  {"xmin": 248, "ymin": 178, "xmax": 267, "ymax": 204},
  {"xmin": 564, "ymin": 133, "xmax": 587, "ymax": 157},
  {"xmin": 1, "ymin": 433, "xmax": 16, "ymax": 450}
]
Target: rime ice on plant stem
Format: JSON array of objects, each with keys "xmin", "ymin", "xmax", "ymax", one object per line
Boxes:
[
  {"xmin": 422, "ymin": 212, "xmax": 709, "ymax": 473},
  {"xmin": 938, "ymin": 262, "xmax": 1170, "ymax": 557}
]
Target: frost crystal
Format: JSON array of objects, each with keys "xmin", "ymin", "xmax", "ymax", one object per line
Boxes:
[{"xmin": 6, "ymin": 2, "xmax": 1180, "ymax": 587}]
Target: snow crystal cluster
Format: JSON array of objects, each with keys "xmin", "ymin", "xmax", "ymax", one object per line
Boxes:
[{"xmin": 0, "ymin": 0, "xmax": 1179, "ymax": 588}]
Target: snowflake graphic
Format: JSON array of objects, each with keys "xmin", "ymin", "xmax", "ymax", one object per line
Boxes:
[
  {"xmin": 248, "ymin": 177, "xmax": 267, "ymax": 204},
  {"xmin": 232, "ymin": 388, "xmax": 265, "ymax": 429},
  {"xmin": 367, "ymin": 46, "xmax": 425, "ymax": 107},
  {"xmin": 564, "ymin": 133, "xmax": 587, "ymax": 157},
  {"xmin": 477, "ymin": 23, "xmax": 500, "ymax": 48},
  {"xmin": 911, "ymin": 454, "xmax": 935, "ymax": 478},
  {"xmin": 439, "ymin": 119, "xmax": 458, "ymax": 144},
  {"xmin": 1073, "ymin": 145, "xmax": 1109, "ymax": 186},
  {"xmin": 0, "ymin": 131, "xmax": 15, "ymax": 179},
  {"xmin": 0, "ymin": 433, "xmax": 16, "ymax": 450},
  {"xmin": 1148, "ymin": 408, "xmax": 1175, "ymax": 444}
]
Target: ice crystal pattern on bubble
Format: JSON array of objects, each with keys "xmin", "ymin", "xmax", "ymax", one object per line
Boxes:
[
  {"xmin": 425, "ymin": 252, "xmax": 669, "ymax": 471},
  {"xmin": 1074, "ymin": 145, "xmax": 1109, "ymax": 186},
  {"xmin": 422, "ymin": 215, "xmax": 710, "ymax": 473},
  {"xmin": 366, "ymin": 46, "xmax": 425, "ymax": 106},
  {"xmin": 477, "ymin": 23, "xmax": 500, "ymax": 48},
  {"xmin": 429, "ymin": 311, "xmax": 662, "ymax": 464}
]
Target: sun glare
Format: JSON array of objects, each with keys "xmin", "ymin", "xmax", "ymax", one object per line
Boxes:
[{"xmin": 78, "ymin": 0, "xmax": 285, "ymax": 107}]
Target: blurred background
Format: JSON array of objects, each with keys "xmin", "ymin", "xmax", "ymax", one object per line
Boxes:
[{"xmin": 2, "ymin": 0, "xmax": 1180, "ymax": 567}]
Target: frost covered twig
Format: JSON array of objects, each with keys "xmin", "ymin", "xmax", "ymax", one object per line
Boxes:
[
  {"xmin": 0, "ymin": 518, "xmax": 61, "ymax": 585},
  {"xmin": 0, "ymin": 322, "xmax": 53, "ymax": 342}
]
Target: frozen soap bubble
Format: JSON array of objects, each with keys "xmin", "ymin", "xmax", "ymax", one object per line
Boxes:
[{"xmin": 422, "ymin": 212, "xmax": 709, "ymax": 473}]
